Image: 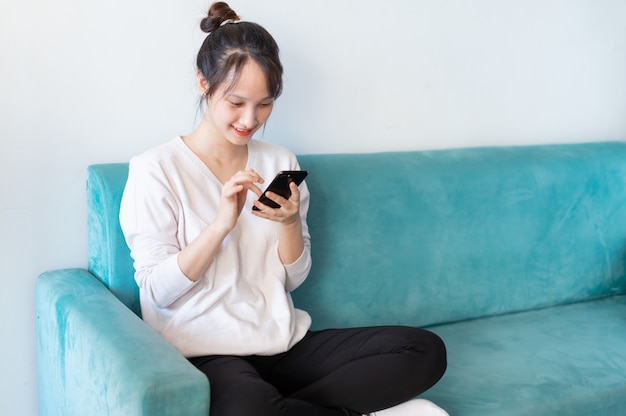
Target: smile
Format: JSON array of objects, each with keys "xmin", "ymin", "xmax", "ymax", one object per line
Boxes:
[{"xmin": 232, "ymin": 126, "xmax": 253, "ymax": 136}]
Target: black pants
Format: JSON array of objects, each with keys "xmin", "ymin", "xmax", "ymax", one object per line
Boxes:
[{"xmin": 189, "ymin": 326, "xmax": 447, "ymax": 416}]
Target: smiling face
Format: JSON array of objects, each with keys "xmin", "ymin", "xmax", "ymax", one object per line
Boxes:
[{"xmin": 201, "ymin": 59, "xmax": 275, "ymax": 147}]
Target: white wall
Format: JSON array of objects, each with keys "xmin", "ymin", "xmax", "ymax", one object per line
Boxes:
[{"xmin": 1, "ymin": 0, "xmax": 625, "ymax": 414}]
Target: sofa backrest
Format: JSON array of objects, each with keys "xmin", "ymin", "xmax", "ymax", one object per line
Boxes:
[
  {"xmin": 87, "ymin": 163, "xmax": 140, "ymax": 316},
  {"xmin": 87, "ymin": 142, "xmax": 626, "ymax": 327},
  {"xmin": 294, "ymin": 142, "xmax": 626, "ymax": 329}
]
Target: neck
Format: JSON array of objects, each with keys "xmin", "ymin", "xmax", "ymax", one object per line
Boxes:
[
  {"xmin": 186, "ymin": 122, "xmax": 247, "ymax": 160},
  {"xmin": 182, "ymin": 123, "xmax": 249, "ymax": 182}
]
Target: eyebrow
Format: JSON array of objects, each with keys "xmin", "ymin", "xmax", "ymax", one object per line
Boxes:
[{"xmin": 227, "ymin": 93, "xmax": 274, "ymax": 102}]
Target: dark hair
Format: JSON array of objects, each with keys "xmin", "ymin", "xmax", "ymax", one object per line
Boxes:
[{"xmin": 197, "ymin": 2, "xmax": 283, "ymax": 99}]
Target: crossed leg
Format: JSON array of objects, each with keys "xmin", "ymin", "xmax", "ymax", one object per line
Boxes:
[{"xmin": 190, "ymin": 326, "xmax": 447, "ymax": 416}]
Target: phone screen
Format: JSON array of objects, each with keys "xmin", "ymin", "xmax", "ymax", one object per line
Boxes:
[{"xmin": 253, "ymin": 170, "xmax": 308, "ymax": 211}]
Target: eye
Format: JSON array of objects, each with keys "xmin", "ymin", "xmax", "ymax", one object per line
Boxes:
[
  {"xmin": 259, "ymin": 101, "xmax": 273, "ymax": 108},
  {"xmin": 228, "ymin": 101, "xmax": 244, "ymax": 107}
]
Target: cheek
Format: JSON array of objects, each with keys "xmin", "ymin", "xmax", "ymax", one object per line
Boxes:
[
  {"xmin": 208, "ymin": 104, "xmax": 237, "ymax": 124},
  {"xmin": 258, "ymin": 106, "xmax": 274, "ymax": 123}
]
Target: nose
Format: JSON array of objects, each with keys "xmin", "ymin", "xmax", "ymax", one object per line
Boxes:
[{"xmin": 240, "ymin": 106, "xmax": 258, "ymax": 129}]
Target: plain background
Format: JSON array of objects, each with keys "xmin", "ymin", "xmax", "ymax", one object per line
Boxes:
[{"xmin": 2, "ymin": 1, "xmax": 626, "ymax": 414}]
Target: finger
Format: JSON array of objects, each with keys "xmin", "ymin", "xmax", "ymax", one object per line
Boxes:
[
  {"xmin": 263, "ymin": 191, "xmax": 287, "ymax": 209},
  {"xmin": 227, "ymin": 171, "xmax": 263, "ymax": 196},
  {"xmin": 252, "ymin": 199, "xmax": 297, "ymax": 224},
  {"xmin": 269, "ymin": 182, "xmax": 300, "ymax": 207},
  {"xmin": 246, "ymin": 184, "xmax": 263, "ymax": 197},
  {"xmin": 246, "ymin": 168, "xmax": 264, "ymax": 184},
  {"xmin": 287, "ymin": 181, "xmax": 300, "ymax": 201},
  {"xmin": 231, "ymin": 170, "xmax": 261, "ymax": 185},
  {"xmin": 269, "ymin": 184, "xmax": 300, "ymax": 209},
  {"xmin": 222, "ymin": 183, "xmax": 244, "ymax": 199}
]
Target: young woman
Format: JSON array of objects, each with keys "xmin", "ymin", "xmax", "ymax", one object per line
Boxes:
[{"xmin": 119, "ymin": 2, "xmax": 447, "ymax": 415}]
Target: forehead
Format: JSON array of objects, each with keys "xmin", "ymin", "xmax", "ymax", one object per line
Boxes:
[{"xmin": 221, "ymin": 60, "xmax": 271, "ymax": 99}]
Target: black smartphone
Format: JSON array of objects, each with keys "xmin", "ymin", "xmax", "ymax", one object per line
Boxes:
[{"xmin": 253, "ymin": 170, "xmax": 308, "ymax": 211}]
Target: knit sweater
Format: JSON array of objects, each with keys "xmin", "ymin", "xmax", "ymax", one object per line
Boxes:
[{"xmin": 119, "ymin": 137, "xmax": 312, "ymax": 357}]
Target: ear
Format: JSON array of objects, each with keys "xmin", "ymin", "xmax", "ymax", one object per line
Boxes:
[{"xmin": 196, "ymin": 70, "xmax": 209, "ymax": 95}]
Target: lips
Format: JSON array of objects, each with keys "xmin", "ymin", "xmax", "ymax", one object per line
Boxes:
[{"xmin": 232, "ymin": 126, "xmax": 253, "ymax": 137}]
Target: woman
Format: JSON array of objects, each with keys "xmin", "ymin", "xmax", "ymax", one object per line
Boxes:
[{"xmin": 119, "ymin": 2, "xmax": 447, "ymax": 415}]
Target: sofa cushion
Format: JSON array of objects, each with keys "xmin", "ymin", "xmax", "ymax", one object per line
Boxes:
[{"xmin": 421, "ymin": 295, "xmax": 626, "ymax": 415}]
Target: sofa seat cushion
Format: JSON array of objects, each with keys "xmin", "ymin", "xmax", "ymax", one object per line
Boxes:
[{"xmin": 422, "ymin": 295, "xmax": 626, "ymax": 415}]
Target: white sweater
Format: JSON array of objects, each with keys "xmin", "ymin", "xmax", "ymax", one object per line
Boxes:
[{"xmin": 119, "ymin": 137, "xmax": 312, "ymax": 357}]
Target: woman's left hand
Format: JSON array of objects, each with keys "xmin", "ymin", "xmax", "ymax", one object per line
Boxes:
[
  {"xmin": 252, "ymin": 181, "xmax": 300, "ymax": 225},
  {"xmin": 254, "ymin": 181, "xmax": 305, "ymax": 265}
]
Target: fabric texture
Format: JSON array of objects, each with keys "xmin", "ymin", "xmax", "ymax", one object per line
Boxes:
[
  {"xmin": 422, "ymin": 295, "xmax": 626, "ymax": 415},
  {"xmin": 118, "ymin": 137, "xmax": 312, "ymax": 357}
]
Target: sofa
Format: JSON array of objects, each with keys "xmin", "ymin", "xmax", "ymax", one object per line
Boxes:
[{"xmin": 36, "ymin": 141, "xmax": 626, "ymax": 415}]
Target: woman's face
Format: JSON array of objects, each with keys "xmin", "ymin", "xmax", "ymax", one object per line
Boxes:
[{"xmin": 203, "ymin": 60, "xmax": 275, "ymax": 146}]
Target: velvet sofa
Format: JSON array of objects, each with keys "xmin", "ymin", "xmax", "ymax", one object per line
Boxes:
[{"xmin": 36, "ymin": 141, "xmax": 626, "ymax": 415}]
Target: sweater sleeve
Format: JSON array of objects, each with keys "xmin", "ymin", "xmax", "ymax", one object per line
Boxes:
[
  {"xmin": 119, "ymin": 156, "xmax": 197, "ymax": 308},
  {"xmin": 283, "ymin": 240, "xmax": 311, "ymax": 292},
  {"xmin": 283, "ymin": 168, "xmax": 312, "ymax": 292}
]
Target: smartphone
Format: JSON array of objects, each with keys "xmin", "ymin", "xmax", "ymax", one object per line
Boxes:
[{"xmin": 252, "ymin": 170, "xmax": 308, "ymax": 211}]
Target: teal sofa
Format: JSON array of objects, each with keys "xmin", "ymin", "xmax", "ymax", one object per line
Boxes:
[{"xmin": 36, "ymin": 142, "xmax": 626, "ymax": 415}]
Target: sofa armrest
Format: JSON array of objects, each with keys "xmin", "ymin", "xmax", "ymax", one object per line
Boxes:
[{"xmin": 36, "ymin": 268, "xmax": 209, "ymax": 416}]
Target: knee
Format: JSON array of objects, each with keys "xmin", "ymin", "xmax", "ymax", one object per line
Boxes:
[
  {"xmin": 390, "ymin": 327, "xmax": 447, "ymax": 386},
  {"xmin": 424, "ymin": 330, "xmax": 447, "ymax": 382}
]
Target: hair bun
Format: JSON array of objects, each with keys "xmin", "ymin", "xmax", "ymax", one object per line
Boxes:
[{"xmin": 201, "ymin": 2, "xmax": 240, "ymax": 33}]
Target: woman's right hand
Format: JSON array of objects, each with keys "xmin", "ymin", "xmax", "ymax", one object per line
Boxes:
[
  {"xmin": 214, "ymin": 169, "xmax": 264, "ymax": 233},
  {"xmin": 178, "ymin": 169, "xmax": 263, "ymax": 282}
]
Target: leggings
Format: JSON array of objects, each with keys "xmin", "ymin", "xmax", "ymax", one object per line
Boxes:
[{"xmin": 189, "ymin": 326, "xmax": 447, "ymax": 416}]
